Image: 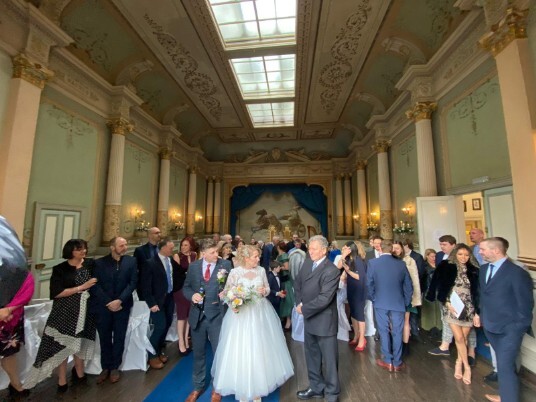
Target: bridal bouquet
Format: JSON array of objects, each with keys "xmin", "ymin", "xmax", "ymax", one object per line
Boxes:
[{"xmin": 221, "ymin": 285, "xmax": 260, "ymax": 313}]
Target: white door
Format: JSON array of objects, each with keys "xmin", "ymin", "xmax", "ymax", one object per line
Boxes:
[
  {"xmin": 483, "ymin": 186, "xmax": 518, "ymax": 259},
  {"xmin": 31, "ymin": 204, "xmax": 83, "ymax": 298},
  {"xmin": 416, "ymin": 196, "xmax": 466, "ymax": 253}
]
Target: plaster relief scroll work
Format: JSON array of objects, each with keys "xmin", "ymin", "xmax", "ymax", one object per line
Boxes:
[{"xmin": 143, "ymin": 14, "xmax": 221, "ymax": 120}]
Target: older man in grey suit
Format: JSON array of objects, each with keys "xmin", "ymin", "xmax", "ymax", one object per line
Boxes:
[{"xmin": 294, "ymin": 235, "xmax": 341, "ymax": 402}]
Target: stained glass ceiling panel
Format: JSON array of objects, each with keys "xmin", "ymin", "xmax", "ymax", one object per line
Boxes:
[{"xmin": 208, "ymin": 0, "xmax": 296, "ymax": 48}]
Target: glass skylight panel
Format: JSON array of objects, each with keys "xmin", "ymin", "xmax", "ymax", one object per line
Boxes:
[
  {"xmin": 231, "ymin": 54, "xmax": 295, "ymax": 98},
  {"xmin": 208, "ymin": 0, "xmax": 296, "ymax": 47},
  {"xmin": 246, "ymin": 102, "xmax": 294, "ymax": 127}
]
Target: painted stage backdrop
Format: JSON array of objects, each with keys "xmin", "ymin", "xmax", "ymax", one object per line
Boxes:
[{"xmin": 236, "ymin": 192, "xmax": 321, "ymax": 243}]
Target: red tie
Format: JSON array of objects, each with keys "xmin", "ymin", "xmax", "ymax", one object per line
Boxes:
[{"xmin": 204, "ymin": 264, "xmax": 211, "ymax": 282}]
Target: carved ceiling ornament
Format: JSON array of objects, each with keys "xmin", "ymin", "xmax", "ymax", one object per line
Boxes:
[
  {"xmin": 162, "ymin": 104, "xmax": 190, "ymax": 126},
  {"xmin": 318, "ymin": 1, "xmax": 371, "ymax": 113},
  {"xmin": 479, "ymin": 6, "xmax": 528, "ymax": 56},
  {"xmin": 381, "ymin": 37, "xmax": 426, "ymax": 66},
  {"xmin": 352, "ymin": 92, "xmax": 386, "ymax": 114},
  {"xmin": 406, "ymin": 101, "xmax": 438, "ymax": 122},
  {"xmin": 116, "ymin": 59, "xmax": 154, "ymax": 92},
  {"xmin": 12, "ymin": 53, "xmax": 54, "ymax": 89},
  {"xmin": 143, "ymin": 13, "xmax": 221, "ymax": 120}
]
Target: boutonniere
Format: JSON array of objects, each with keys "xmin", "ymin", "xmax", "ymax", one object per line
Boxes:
[{"xmin": 217, "ymin": 268, "xmax": 228, "ymax": 289}]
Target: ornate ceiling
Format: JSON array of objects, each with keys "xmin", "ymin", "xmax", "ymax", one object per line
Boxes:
[{"xmin": 54, "ymin": 0, "xmax": 465, "ymax": 162}]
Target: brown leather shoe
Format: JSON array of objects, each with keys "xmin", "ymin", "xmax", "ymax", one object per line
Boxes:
[
  {"xmin": 159, "ymin": 353, "xmax": 168, "ymax": 364},
  {"xmin": 211, "ymin": 390, "xmax": 222, "ymax": 402},
  {"xmin": 484, "ymin": 395, "xmax": 501, "ymax": 402},
  {"xmin": 96, "ymin": 369, "xmax": 109, "ymax": 385},
  {"xmin": 376, "ymin": 358, "xmax": 393, "ymax": 372},
  {"xmin": 185, "ymin": 390, "xmax": 203, "ymax": 402},
  {"xmin": 149, "ymin": 357, "xmax": 164, "ymax": 369},
  {"xmin": 109, "ymin": 369, "xmax": 121, "ymax": 383},
  {"xmin": 393, "ymin": 363, "xmax": 406, "ymax": 372}
]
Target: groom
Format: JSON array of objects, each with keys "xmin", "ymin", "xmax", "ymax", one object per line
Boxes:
[
  {"xmin": 183, "ymin": 239, "xmax": 232, "ymax": 402},
  {"xmin": 294, "ymin": 235, "xmax": 341, "ymax": 402}
]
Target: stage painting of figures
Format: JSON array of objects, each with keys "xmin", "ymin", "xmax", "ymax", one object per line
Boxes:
[{"xmin": 236, "ymin": 191, "xmax": 321, "ymax": 243}]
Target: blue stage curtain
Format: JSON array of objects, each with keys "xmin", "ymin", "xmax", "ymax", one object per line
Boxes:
[{"xmin": 230, "ymin": 184, "xmax": 328, "ymax": 237}]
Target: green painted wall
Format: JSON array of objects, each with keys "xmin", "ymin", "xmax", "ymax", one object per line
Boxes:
[
  {"xmin": 25, "ymin": 100, "xmax": 107, "ymax": 251},
  {"xmin": 0, "ymin": 49, "xmax": 12, "ymax": 147},
  {"xmin": 366, "ymin": 154, "xmax": 379, "ymax": 216},
  {"xmin": 121, "ymin": 140, "xmax": 158, "ymax": 237},
  {"xmin": 391, "ymin": 135, "xmax": 418, "ymax": 225},
  {"xmin": 443, "ymin": 76, "xmax": 510, "ymax": 188}
]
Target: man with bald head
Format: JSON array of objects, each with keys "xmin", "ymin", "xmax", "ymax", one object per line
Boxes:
[
  {"xmin": 134, "ymin": 227, "xmax": 161, "ymax": 299},
  {"xmin": 469, "ymin": 228, "xmax": 485, "ymax": 265},
  {"xmin": 91, "ymin": 237, "xmax": 137, "ymax": 384}
]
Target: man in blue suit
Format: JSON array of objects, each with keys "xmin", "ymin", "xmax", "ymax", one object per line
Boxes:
[
  {"xmin": 367, "ymin": 240, "xmax": 413, "ymax": 372},
  {"xmin": 183, "ymin": 239, "xmax": 232, "ymax": 402},
  {"xmin": 141, "ymin": 237, "xmax": 182, "ymax": 370},
  {"xmin": 90, "ymin": 237, "xmax": 137, "ymax": 384},
  {"xmin": 476, "ymin": 237, "xmax": 534, "ymax": 402}
]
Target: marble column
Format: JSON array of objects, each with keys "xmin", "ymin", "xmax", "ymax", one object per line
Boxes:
[
  {"xmin": 157, "ymin": 148, "xmax": 171, "ymax": 236},
  {"xmin": 375, "ymin": 140, "xmax": 393, "ymax": 240},
  {"xmin": 186, "ymin": 167, "xmax": 197, "ymax": 236},
  {"xmin": 343, "ymin": 173, "xmax": 353, "ymax": 236},
  {"xmin": 479, "ymin": 6, "xmax": 536, "ymax": 269},
  {"xmin": 102, "ymin": 118, "xmax": 133, "ymax": 242},
  {"xmin": 335, "ymin": 174, "xmax": 344, "ymax": 236},
  {"xmin": 406, "ymin": 101, "xmax": 438, "ymax": 197},
  {"xmin": 213, "ymin": 177, "xmax": 222, "ymax": 234},
  {"xmin": 205, "ymin": 177, "xmax": 214, "ymax": 234},
  {"xmin": 356, "ymin": 160, "xmax": 368, "ymax": 239},
  {"xmin": 0, "ymin": 54, "xmax": 53, "ymax": 237}
]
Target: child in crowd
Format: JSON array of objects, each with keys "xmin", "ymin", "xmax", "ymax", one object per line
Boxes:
[{"xmin": 267, "ymin": 260, "xmax": 287, "ymax": 315}]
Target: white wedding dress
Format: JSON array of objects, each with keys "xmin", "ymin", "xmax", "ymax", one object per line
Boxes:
[{"xmin": 211, "ymin": 266, "xmax": 294, "ymax": 401}]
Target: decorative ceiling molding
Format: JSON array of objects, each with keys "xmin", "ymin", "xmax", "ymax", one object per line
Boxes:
[
  {"xmin": 162, "ymin": 104, "xmax": 190, "ymax": 126},
  {"xmin": 381, "ymin": 37, "xmax": 426, "ymax": 66},
  {"xmin": 225, "ymin": 147, "xmax": 333, "ymax": 164},
  {"xmin": 351, "ymin": 92, "xmax": 386, "ymax": 114},
  {"xmin": 306, "ymin": 0, "xmax": 392, "ymax": 123},
  {"xmin": 115, "ymin": 59, "xmax": 154, "ymax": 92},
  {"xmin": 111, "ymin": 0, "xmax": 242, "ymax": 128}
]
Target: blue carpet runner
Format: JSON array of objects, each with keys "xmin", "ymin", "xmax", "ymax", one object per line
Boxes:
[{"xmin": 144, "ymin": 347, "xmax": 280, "ymax": 402}]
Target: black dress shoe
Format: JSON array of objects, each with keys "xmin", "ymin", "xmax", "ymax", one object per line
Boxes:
[
  {"xmin": 468, "ymin": 356, "xmax": 476, "ymax": 367},
  {"xmin": 8, "ymin": 383, "xmax": 30, "ymax": 397},
  {"xmin": 57, "ymin": 383, "xmax": 68, "ymax": 393},
  {"xmin": 71, "ymin": 366, "xmax": 87, "ymax": 384},
  {"xmin": 484, "ymin": 371, "xmax": 498, "ymax": 382},
  {"xmin": 296, "ymin": 388, "xmax": 324, "ymax": 400}
]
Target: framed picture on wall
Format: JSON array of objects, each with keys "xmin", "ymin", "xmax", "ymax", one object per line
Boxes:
[{"xmin": 472, "ymin": 198, "xmax": 482, "ymax": 211}]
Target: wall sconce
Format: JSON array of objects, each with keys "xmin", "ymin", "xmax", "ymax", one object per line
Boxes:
[
  {"xmin": 367, "ymin": 212, "xmax": 379, "ymax": 232},
  {"xmin": 353, "ymin": 214, "xmax": 359, "ymax": 222},
  {"xmin": 169, "ymin": 211, "xmax": 185, "ymax": 231},
  {"xmin": 401, "ymin": 206, "xmax": 411, "ymax": 216},
  {"xmin": 132, "ymin": 208, "xmax": 150, "ymax": 232},
  {"xmin": 195, "ymin": 214, "xmax": 203, "ymax": 222}
]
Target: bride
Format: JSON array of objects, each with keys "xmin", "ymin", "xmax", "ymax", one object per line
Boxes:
[{"xmin": 212, "ymin": 245, "xmax": 294, "ymax": 401}]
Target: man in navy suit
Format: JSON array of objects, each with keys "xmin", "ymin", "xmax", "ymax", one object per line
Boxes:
[
  {"xmin": 183, "ymin": 239, "xmax": 232, "ymax": 402},
  {"xmin": 295, "ymin": 235, "xmax": 341, "ymax": 402},
  {"xmin": 367, "ymin": 240, "xmax": 413, "ymax": 372},
  {"xmin": 141, "ymin": 237, "xmax": 181, "ymax": 370},
  {"xmin": 267, "ymin": 260, "xmax": 285, "ymax": 314},
  {"xmin": 90, "ymin": 237, "xmax": 137, "ymax": 384},
  {"xmin": 133, "ymin": 227, "xmax": 161, "ymax": 300},
  {"xmin": 476, "ymin": 237, "xmax": 534, "ymax": 402}
]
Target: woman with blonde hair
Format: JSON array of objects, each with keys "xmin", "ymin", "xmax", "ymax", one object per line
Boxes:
[{"xmin": 212, "ymin": 245, "xmax": 294, "ymax": 402}]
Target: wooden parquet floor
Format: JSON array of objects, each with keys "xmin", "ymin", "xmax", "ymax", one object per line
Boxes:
[{"xmin": 2, "ymin": 332, "xmax": 536, "ymax": 402}]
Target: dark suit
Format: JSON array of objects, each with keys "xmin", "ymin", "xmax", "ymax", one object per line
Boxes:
[
  {"xmin": 294, "ymin": 257, "xmax": 341, "ymax": 402},
  {"xmin": 365, "ymin": 249, "xmax": 378, "ymax": 262},
  {"xmin": 262, "ymin": 243, "xmax": 274, "ymax": 270},
  {"xmin": 367, "ymin": 254, "xmax": 413, "ymax": 367},
  {"xmin": 183, "ymin": 258, "xmax": 232, "ymax": 392},
  {"xmin": 134, "ymin": 242, "xmax": 159, "ymax": 300},
  {"xmin": 479, "ymin": 259, "xmax": 534, "ymax": 402},
  {"xmin": 267, "ymin": 271, "xmax": 282, "ymax": 313},
  {"xmin": 90, "ymin": 254, "xmax": 137, "ymax": 370},
  {"xmin": 435, "ymin": 251, "xmax": 447, "ymax": 267},
  {"xmin": 141, "ymin": 254, "xmax": 181, "ymax": 359}
]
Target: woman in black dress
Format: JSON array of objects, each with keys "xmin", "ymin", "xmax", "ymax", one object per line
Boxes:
[
  {"xmin": 337, "ymin": 241, "xmax": 367, "ymax": 351},
  {"xmin": 25, "ymin": 239, "xmax": 97, "ymax": 392}
]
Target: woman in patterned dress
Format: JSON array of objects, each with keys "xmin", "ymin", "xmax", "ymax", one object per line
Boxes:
[
  {"xmin": 25, "ymin": 239, "xmax": 97, "ymax": 392},
  {"xmin": 427, "ymin": 243, "xmax": 479, "ymax": 385}
]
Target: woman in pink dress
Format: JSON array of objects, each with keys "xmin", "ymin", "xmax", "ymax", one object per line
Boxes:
[{"xmin": 173, "ymin": 237, "xmax": 197, "ymax": 355}]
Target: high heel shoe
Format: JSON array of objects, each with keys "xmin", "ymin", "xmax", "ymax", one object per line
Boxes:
[
  {"xmin": 355, "ymin": 338, "xmax": 367, "ymax": 352},
  {"xmin": 454, "ymin": 360, "xmax": 463, "ymax": 380},
  {"xmin": 71, "ymin": 366, "xmax": 87, "ymax": 384},
  {"xmin": 463, "ymin": 366, "xmax": 472, "ymax": 385},
  {"xmin": 8, "ymin": 383, "xmax": 30, "ymax": 397},
  {"xmin": 57, "ymin": 383, "xmax": 68, "ymax": 393}
]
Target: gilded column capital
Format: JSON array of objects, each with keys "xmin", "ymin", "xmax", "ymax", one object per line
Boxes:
[
  {"xmin": 189, "ymin": 166, "xmax": 198, "ymax": 175},
  {"xmin": 107, "ymin": 118, "xmax": 134, "ymax": 136},
  {"xmin": 372, "ymin": 139, "xmax": 391, "ymax": 154},
  {"xmin": 214, "ymin": 176, "xmax": 222, "ymax": 183},
  {"xmin": 479, "ymin": 7, "xmax": 528, "ymax": 57},
  {"xmin": 406, "ymin": 101, "xmax": 437, "ymax": 122},
  {"xmin": 159, "ymin": 147, "xmax": 173, "ymax": 160},
  {"xmin": 356, "ymin": 160, "xmax": 367, "ymax": 170},
  {"xmin": 12, "ymin": 53, "xmax": 53, "ymax": 89}
]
